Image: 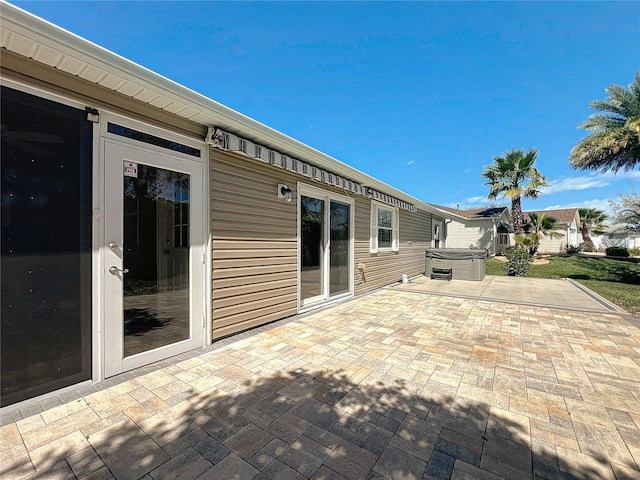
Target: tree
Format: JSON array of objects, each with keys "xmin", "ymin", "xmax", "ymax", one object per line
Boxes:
[
  {"xmin": 611, "ymin": 190, "xmax": 640, "ymax": 233},
  {"xmin": 578, "ymin": 208, "xmax": 609, "ymax": 252},
  {"xmin": 521, "ymin": 212, "xmax": 562, "ymax": 256},
  {"xmin": 569, "ymin": 72, "xmax": 640, "ymax": 173},
  {"xmin": 482, "ymin": 148, "xmax": 548, "ymax": 234}
]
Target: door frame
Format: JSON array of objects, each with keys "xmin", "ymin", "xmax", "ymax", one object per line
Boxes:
[
  {"xmin": 297, "ymin": 183, "xmax": 354, "ymax": 311},
  {"xmin": 98, "ymin": 115, "xmax": 208, "ymax": 379}
]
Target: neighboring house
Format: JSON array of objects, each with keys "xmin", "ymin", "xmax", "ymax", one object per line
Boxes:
[
  {"xmin": 592, "ymin": 225, "xmax": 640, "ymax": 251},
  {"xmin": 524, "ymin": 208, "xmax": 581, "ymax": 253},
  {"xmin": 428, "ymin": 204, "xmax": 513, "ymax": 255},
  {"xmin": 0, "ymin": 5, "xmax": 448, "ymax": 408}
]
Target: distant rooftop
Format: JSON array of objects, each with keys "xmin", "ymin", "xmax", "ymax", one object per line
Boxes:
[
  {"xmin": 429, "ymin": 203, "xmax": 509, "ymax": 220},
  {"xmin": 525, "ymin": 208, "xmax": 579, "ymax": 224}
]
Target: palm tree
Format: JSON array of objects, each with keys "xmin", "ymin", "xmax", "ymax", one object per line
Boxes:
[
  {"xmin": 579, "ymin": 208, "xmax": 608, "ymax": 252},
  {"xmin": 522, "ymin": 212, "xmax": 562, "ymax": 256},
  {"xmin": 482, "ymin": 148, "xmax": 548, "ymax": 234},
  {"xmin": 569, "ymin": 72, "xmax": 640, "ymax": 173}
]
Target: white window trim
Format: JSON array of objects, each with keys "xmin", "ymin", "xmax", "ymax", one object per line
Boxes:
[{"xmin": 370, "ymin": 202, "xmax": 399, "ymax": 253}]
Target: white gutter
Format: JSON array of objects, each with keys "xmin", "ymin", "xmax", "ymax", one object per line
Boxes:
[{"xmin": 1, "ymin": 1, "xmax": 445, "ymax": 216}]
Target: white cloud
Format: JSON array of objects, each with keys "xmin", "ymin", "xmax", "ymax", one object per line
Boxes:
[
  {"xmin": 543, "ymin": 175, "xmax": 609, "ymax": 194},
  {"xmin": 465, "ymin": 195, "xmax": 487, "ymax": 204},
  {"xmin": 543, "ymin": 198, "xmax": 615, "ymax": 216},
  {"xmin": 542, "ymin": 170, "xmax": 640, "ymax": 195},
  {"xmin": 407, "ymin": 160, "xmax": 415, "ymax": 165}
]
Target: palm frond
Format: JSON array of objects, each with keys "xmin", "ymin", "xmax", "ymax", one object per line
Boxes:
[
  {"xmin": 571, "ymin": 72, "xmax": 640, "ymax": 172},
  {"xmin": 579, "ymin": 113, "xmax": 626, "ymax": 131}
]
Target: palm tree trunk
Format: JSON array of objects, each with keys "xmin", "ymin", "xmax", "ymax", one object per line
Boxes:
[
  {"xmin": 580, "ymin": 224, "xmax": 595, "ymax": 252},
  {"xmin": 512, "ymin": 197, "xmax": 525, "ymax": 235}
]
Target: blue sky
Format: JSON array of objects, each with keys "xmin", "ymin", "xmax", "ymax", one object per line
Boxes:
[{"xmin": 13, "ymin": 1, "xmax": 640, "ymax": 218}]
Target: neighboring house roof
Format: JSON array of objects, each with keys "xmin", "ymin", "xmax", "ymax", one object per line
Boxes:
[
  {"xmin": 428, "ymin": 203, "xmax": 510, "ymax": 221},
  {"xmin": 0, "ymin": 3, "xmax": 448, "ymax": 218},
  {"xmin": 525, "ymin": 208, "xmax": 580, "ymax": 227}
]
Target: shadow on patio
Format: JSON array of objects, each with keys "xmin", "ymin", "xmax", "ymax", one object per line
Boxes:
[{"xmin": 7, "ymin": 366, "xmax": 626, "ymax": 480}]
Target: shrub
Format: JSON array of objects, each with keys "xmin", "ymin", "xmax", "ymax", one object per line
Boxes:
[
  {"xmin": 605, "ymin": 246, "xmax": 630, "ymax": 257},
  {"xmin": 565, "ymin": 245, "xmax": 581, "ymax": 255},
  {"xmin": 503, "ymin": 246, "xmax": 531, "ymax": 276},
  {"xmin": 629, "ymin": 248, "xmax": 640, "ymax": 257}
]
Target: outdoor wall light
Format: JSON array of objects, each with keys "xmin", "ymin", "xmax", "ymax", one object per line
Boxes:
[{"xmin": 277, "ymin": 183, "xmax": 293, "ymax": 202}]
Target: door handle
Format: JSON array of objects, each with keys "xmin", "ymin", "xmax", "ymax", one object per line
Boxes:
[{"xmin": 109, "ymin": 266, "xmax": 129, "ymax": 275}]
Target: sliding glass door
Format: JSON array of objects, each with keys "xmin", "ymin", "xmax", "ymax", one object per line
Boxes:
[{"xmin": 299, "ymin": 185, "xmax": 353, "ymax": 308}]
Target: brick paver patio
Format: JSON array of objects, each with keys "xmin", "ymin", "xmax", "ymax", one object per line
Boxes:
[{"xmin": 1, "ymin": 286, "xmax": 639, "ymax": 479}]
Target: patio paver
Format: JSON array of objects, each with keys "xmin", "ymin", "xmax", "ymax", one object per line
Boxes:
[{"xmin": 1, "ymin": 283, "xmax": 639, "ymax": 479}]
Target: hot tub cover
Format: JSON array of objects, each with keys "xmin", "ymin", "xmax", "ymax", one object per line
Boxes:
[{"xmin": 425, "ymin": 248, "xmax": 488, "ymax": 260}]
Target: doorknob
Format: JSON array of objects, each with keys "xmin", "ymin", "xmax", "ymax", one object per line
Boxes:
[
  {"xmin": 108, "ymin": 242, "xmax": 118, "ymax": 249},
  {"xmin": 109, "ymin": 266, "xmax": 129, "ymax": 275}
]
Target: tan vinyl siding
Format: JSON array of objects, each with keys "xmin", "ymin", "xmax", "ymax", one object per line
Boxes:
[
  {"xmin": 354, "ymin": 197, "xmax": 435, "ymax": 294},
  {"xmin": 445, "ymin": 221, "xmax": 494, "ymax": 250},
  {"xmin": 210, "ymin": 151, "xmax": 299, "ymax": 339},
  {"xmin": 537, "ymin": 229, "xmax": 569, "ymax": 253}
]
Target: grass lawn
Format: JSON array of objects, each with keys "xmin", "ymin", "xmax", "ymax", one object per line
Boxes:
[{"xmin": 486, "ymin": 255, "xmax": 640, "ymax": 315}]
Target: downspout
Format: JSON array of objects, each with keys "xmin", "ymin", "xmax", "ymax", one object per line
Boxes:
[
  {"xmin": 491, "ymin": 216, "xmax": 497, "ymax": 256},
  {"xmin": 444, "ymin": 218, "xmax": 452, "ymax": 248}
]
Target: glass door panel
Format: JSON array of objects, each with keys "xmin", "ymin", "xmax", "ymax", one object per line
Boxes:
[
  {"xmin": 300, "ymin": 195, "xmax": 324, "ymax": 303},
  {"xmin": 123, "ymin": 165, "xmax": 190, "ymax": 357},
  {"xmin": 329, "ymin": 201, "xmax": 350, "ymax": 296},
  {"xmin": 104, "ymin": 141, "xmax": 204, "ymax": 377}
]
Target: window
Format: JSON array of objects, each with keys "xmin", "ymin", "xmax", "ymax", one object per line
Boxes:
[
  {"xmin": 370, "ymin": 202, "xmax": 399, "ymax": 253},
  {"xmin": 433, "ymin": 221, "xmax": 443, "ymax": 248},
  {"xmin": 498, "ymin": 233, "xmax": 509, "ymax": 245},
  {"xmin": 108, "ymin": 123, "xmax": 201, "ymax": 157}
]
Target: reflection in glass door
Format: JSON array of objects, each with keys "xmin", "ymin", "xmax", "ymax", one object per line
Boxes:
[
  {"xmin": 123, "ymin": 165, "xmax": 190, "ymax": 357},
  {"xmin": 300, "ymin": 196, "xmax": 324, "ymax": 303},
  {"xmin": 299, "ymin": 187, "xmax": 353, "ymax": 308}
]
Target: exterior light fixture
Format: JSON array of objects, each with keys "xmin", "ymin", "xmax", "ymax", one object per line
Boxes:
[{"xmin": 277, "ymin": 183, "xmax": 293, "ymax": 202}]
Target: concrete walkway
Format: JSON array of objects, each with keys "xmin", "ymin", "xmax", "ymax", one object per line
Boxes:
[
  {"xmin": 394, "ymin": 275, "xmax": 624, "ymax": 313},
  {"xmin": 1, "ymin": 283, "xmax": 639, "ymax": 480}
]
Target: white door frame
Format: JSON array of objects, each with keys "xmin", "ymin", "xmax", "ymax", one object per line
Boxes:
[
  {"xmin": 298, "ymin": 183, "xmax": 354, "ymax": 311},
  {"xmin": 100, "ymin": 122, "xmax": 207, "ymax": 378}
]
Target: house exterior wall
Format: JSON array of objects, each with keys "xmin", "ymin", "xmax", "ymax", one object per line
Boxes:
[
  {"xmin": 354, "ymin": 200, "xmax": 434, "ymax": 294},
  {"xmin": 211, "ymin": 150, "xmax": 439, "ymax": 338},
  {"xmin": 444, "ymin": 217, "xmax": 513, "ymax": 255},
  {"xmin": 537, "ymin": 223, "xmax": 578, "ymax": 253},
  {"xmin": 3, "ymin": 58, "xmax": 440, "ymax": 343},
  {"xmin": 210, "ymin": 151, "xmax": 300, "ymax": 339},
  {"xmin": 1, "ymin": 24, "xmax": 444, "ymax": 405},
  {"xmin": 445, "ymin": 221, "xmax": 494, "ymax": 251},
  {"xmin": 536, "ymin": 233, "xmax": 568, "ymax": 253}
]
